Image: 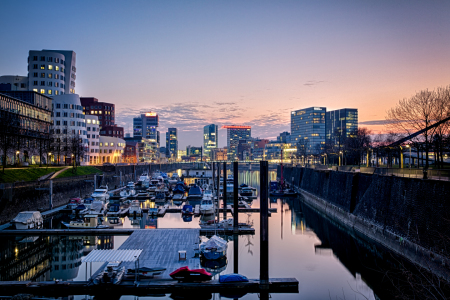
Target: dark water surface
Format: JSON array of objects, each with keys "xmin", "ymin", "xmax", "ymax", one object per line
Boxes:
[{"xmin": 2, "ymin": 170, "xmax": 437, "ymax": 299}]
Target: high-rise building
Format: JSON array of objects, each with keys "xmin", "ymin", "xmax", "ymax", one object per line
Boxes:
[
  {"xmin": 80, "ymin": 97, "xmax": 116, "ymax": 129},
  {"xmin": 85, "ymin": 115, "xmax": 100, "ymax": 165},
  {"xmin": 166, "ymin": 128, "xmax": 178, "ymax": 159},
  {"xmin": 277, "ymin": 131, "xmax": 291, "ymax": 143},
  {"xmin": 223, "ymin": 125, "xmax": 251, "ymax": 160},
  {"xmin": 132, "ymin": 112, "xmax": 159, "ymax": 162},
  {"xmin": 325, "ymin": 108, "xmax": 358, "ymax": 149},
  {"xmin": 291, "ymin": 107, "xmax": 326, "ymax": 155},
  {"xmin": 27, "ymin": 50, "xmax": 76, "ymax": 96},
  {"xmin": 203, "ymin": 124, "xmax": 218, "ymax": 158}
]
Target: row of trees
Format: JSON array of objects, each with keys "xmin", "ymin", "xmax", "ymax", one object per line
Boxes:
[{"xmin": 0, "ymin": 112, "xmax": 87, "ymax": 172}]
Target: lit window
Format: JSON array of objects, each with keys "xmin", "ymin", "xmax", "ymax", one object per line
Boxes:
[
  {"xmin": 48, "ymin": 90, "xmax": 52, "ymax": 95},
  {"xmin": 105, "ymin": 143, "xmax": 109, "ymax": 146},
  {"xmin": 48, "ymin": 65, "xmax": 53, "ymax": 70},
  {"xmin": 33, "ymin": 89, "xmax": 38, "ymax": 92},
  {"xmin": 55, "ymin": 90, "xmax": 59, "ymax": 95},
  {"xmin": 55, "ymin": 66, "xmax": 59, "ymax": 71},
  {"xmin": 111, "ymin": 143, "xmax": 114, "ymax": 146},
  {"xmin": 40, "ymin": 89, "xmax": 45, "ymax": 94},
  {"xmin": 41, "ymin": 65, "xmax": 45, "ymax": 69},
  {"xmin": 99, "ymin": 143, "xmax": 103, "ymax": 147},
  {"xmin": 91, "ymin": 111, "xmax": 94, "ymax": 114}
]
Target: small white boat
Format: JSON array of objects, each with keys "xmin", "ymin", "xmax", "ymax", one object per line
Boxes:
[
  {"xmin": 202, "ymin": 189, "xmax": 214, "ymax": 200},
  {"xmin": 128, "ymin": 200, "xmax": 142, "ymax": 216},
  {"xmin": 126, "ymin": 181, "xmax": 136, "ymax": 189},
  {"xmin": 200, "ymin": 199, "xmax": 214, "ymax": 215},
  {"xmin": 200, "ymin": 235, "xmax": 228, "ymax": 260},
  {"xmin": 168, "ymin": 173, "xmax": 180, "ymax": 184},
  {"xmin": 91, "ymin": 185, "xmax": 110, "ymax": 201},
  {"xmin": 120, "ymin": 184, "xmax": 136, "ymax": 198},
  {"xmin": 12, "ymin": 211, "xmax": 43, "ymax": 230}
]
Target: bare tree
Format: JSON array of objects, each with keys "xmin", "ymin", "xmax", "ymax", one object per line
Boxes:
[
  {"xmin": 0, "ymin": 113, "xmax": 19, "ymax": 172},
  {"xmin": 387, "ymin": 89, "xmax": 438, "ymax": 170}
]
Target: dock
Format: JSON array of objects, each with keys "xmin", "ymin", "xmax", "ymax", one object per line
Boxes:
[{"xmin": 0, "ymin": 229, "xmax": 297, "ymax": 296}]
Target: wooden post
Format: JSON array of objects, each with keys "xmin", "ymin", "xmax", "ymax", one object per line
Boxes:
[
  {"xmin": 260, "ymin": 160, "xmax": 269, "ymax": 286},
  {"xmin": 233, "ymin": 234, "xmax": 239, "ymax": 274},
  {"xmin": 216, "ymin": 163, "xmax": 220, "ymax": 221},
  {"xmin": 233, "ymin": 161, "xmax": 239, "ymax": 233},
  {"xmin": 223, "ymin": 162, "xmax": 227, "ymax": 220},
  {"xmin": 49, "ymin": 179, "xmax": 53, "ymax": 210}
]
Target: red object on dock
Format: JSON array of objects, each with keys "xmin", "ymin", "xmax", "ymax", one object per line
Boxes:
[{"xmin": 170, "ymin": 266, "xmax": 212, "ymax": 281}]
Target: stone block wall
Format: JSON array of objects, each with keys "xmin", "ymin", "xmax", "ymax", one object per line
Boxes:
[{"xmin": 280, "ymin": 166, "xmax": 450, "ymax": 258}]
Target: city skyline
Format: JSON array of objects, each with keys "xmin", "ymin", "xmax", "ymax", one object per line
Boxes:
[{"xmin": 1, "ymin": 1, "xmax": 450, "ymax": 148}]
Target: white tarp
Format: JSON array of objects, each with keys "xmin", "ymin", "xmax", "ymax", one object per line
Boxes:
[
  {"xmin": 12, "ymin": 211, "xmax": 43, "ymax": 224},
  {"xmin": 82, "ymin": 249, "xmax": 142, "ymax": 263}
]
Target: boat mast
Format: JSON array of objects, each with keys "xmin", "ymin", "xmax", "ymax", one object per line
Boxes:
[{"xmin": 280, "ymin": 148, "xmax": 284, "ymax": 191}]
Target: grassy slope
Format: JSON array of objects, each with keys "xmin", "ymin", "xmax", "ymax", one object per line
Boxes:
[
  {"xmin": 0, "ymin": 167, "xmax": 64, "ymax": 183},
  {"xmin": 55, "ymin": 166, "xmax": 102, "ymax": 178}
]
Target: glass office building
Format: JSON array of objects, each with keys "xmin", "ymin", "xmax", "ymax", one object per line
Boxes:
[
  {"xmin": 224, "ymin": 125, "xmax": 251, "ymax": 160},
  {"xmin": 203, "ymin": 124, "xmax": 218, "ymax": 158},
  {"xmin": 325, "ymin": 108, "xmax": 358, "ymax": 149},
  {"xmin": 291, "ymin": 107, "xmax": 326, "ymax": 155},
  {"xmin": 166, "ymin": 128, "xmax": 178, "ymax": 158}
]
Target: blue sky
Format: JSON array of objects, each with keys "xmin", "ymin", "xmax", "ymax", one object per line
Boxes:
[{"xmin": 1, "ymin": 0, "xmax": 450, "ymax": 148}]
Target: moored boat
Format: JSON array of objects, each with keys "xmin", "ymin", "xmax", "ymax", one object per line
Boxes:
[
  {"xmin": 187, "ymin": 184, "xmax": 202, "ymax": 199},
  {"xmin": 91, "ymin": 185, "xmax": 110, "ymax": 201},
  {"xmin": 62, "ymin": 214, "xmax": 109, "ymax": 229},
  {"xmin": 200, "ymin": 199, "xmax": 214, "ymax": 215},
  {"xmin": 12, "ymin": 211, "xmax": 43, "ymax": 230},
  {"xmin": 200, "ymin": 235, "xmax": 228, "ymax": 260},
  {"xmin": 169, "ymin": 266, "xmax": 212, "ymax": 282}
]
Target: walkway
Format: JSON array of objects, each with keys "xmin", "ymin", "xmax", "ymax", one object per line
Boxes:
[{"xmin": 50, "ymin": 166, "xmax": 71, "ymax": 179}]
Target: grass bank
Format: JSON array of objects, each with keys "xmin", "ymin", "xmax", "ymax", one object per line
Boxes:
[
  {"xmin": 55, "ymin": 166, "xmax": 102, "ymax": 178},
  {"xmin": 0, "ymin": 167, "xmax": 64, "ymax": 183}
]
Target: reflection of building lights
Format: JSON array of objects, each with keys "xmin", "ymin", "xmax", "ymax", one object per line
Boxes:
[
  {"xmin": 15, "ymin": 247, "xmax": 18, "ymax": 253},
  {"xmin": 97, "ymin": 239, "xmax": 101, "ymax": 245}
]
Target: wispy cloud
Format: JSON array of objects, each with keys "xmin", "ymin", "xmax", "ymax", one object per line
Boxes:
[
  {"xmin": 359, "ymin": 120, "xmax": 395, "ymax": 126},
  {"xmin": 304, "ymin": 80, "xmax": 325, "ymax": 87}
]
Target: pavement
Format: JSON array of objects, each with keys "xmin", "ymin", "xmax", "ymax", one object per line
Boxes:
[{"xmin": 50, "ymin": 166, "xmax": 72, "ymax": 179}]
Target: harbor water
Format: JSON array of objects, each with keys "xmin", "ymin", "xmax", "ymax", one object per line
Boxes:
[{"xmin": 0, "ymin": 170, "xmax": 429, "ymax": 299}]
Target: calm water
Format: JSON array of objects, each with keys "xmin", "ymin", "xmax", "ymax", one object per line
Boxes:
[{"xmin": 1, "ymin": 170, "xmax": 419, "ymax": 299}]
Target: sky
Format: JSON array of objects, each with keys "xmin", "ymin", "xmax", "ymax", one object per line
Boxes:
[{"xmin": 1, "ymin": 0, "xmax": 450, "ymax": 148}]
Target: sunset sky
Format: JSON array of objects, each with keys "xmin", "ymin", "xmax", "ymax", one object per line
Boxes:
[{"xmin": 1, "ymin": 1, "xmax": 450, "ymax": 148}]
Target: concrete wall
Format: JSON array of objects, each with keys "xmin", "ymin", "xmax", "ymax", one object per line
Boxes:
[
  {"xmin": 0, "ymin": 163, "xmax": 184, "ymax": 224},
  {"xmin": 279, "ymin": 166, "xmax": 450, "ymax": 259}
]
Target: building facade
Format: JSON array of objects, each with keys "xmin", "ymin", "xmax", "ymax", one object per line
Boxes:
[
  {"xmin": 51, "ymin": 94, "xmax": 88, "ymax": 165},
  {"xmin": 123, "ymin": 141, "xmax": 138, "ymax": 164},
  {"xmin": 85, "ymin": 115, "xmax": 100, "ymax": 165},
  {"xmin": 0, "ymin": 76, "xmax": 28, "ymax": 91},
  {"xmin": 28, "ymin": 50, "xmax": 76, "ymax": 96},
  {"xmin": 132, "ymin": 112, "xmax": 159, "ymax": 162},
  {"xmin": 203, "ymin": 124, "xmax": 218, "ymax": 158},
  {"xmin": 99, "ymin": 136, "xmax": 126, "ymax": 163},
  {"xmin": 211, "ymin": 148, "xmax": 227, "ymax": 161},
  {"xmin": 223, "ymin": 125, "xmax": 251, "ymax": 160},
  {"xmin": 165, "ymin": 128, "xmax": 178, "ymax": 159},
  {"xmin": 291, "ymin": 107, "xmax": 326, "ymax": 155},
  {"xmin": 100, "ymin": 125, "xmax": 124, "ymax": 139},
  {"xmin": 325, "ymin": 108, "xmax": 358, "ymax": 149},
  {"xmin": 0, "ymin": 91, "xmax": 53, "ymax": 165},
  {"xmin": 80, "ymin": 97, "xmax": 115, "ymax": 129}
]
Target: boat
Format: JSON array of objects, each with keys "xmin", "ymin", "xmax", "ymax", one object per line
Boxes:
[
  {"xmin": 138, "ymin": 174, "xmax": 150, "ymax": 187},
  {"xmin": 200, "ymin": 256, "xmax": 228, "ymax": 276},
  {"xmin": 155, "ymin": 190, "xmax": 166, "ymax": 202},
  {"xmin": 149, "ymin": 207, "xmax": 158, "ymax": 216},
  {"xmin": 269, "ymin": 190, "xmax": 285, "ymax": 197},
  {"xmin": 173, "ymin": 182, "xmax": 186, "ymax": 194},
  {"xmin": 62, "ymin": 214, "xmax": 109, "ymax": 229},
  {"xmin": 200, "ymin": 199, "xmax": 214, "ymax": 215},
  {"xmin": 200, "ymin": 235, "xmax": 228, "ymax": 260},
  {"xmin": 136, "ymin": 191, "xmax": 150, "ymax": 199},
  {"xmin": 108, "ymin": 216, "xmax": 123, "ymax": 226},
  {"xmin": 187, "ymin": 184, "xmax": 202, "ymax": 199},
  {"xmin": 282, "ymin": 189, "xmax": 298, "ymax": 197},
  {"xmin": 91, "ymin": 185, "xmax": 110, "ymax": 201},
  {"xmin": 83, "ymin": 197, "xmax": 94, "ymax": 210},
  {"xmin": 202, "ymin": 189, "xmax": 214, "ymax": 200},
  {"xmin": 93, "ymin": 263, "xmax": 126, "ymax": 285},
  {"xmin": 125, "ymin": 266, "xmax": 166, "ymax": 278},
  {"xmin": 67, "ymin": 198, "xmax": 82, "ymax": 209},
  {"xmin": 90, "ymin": 200, "xmax": 105, "ymax": 214},
  {"xmin": 12, "ymin": 211, "xmax": 43, "ymax": 229},
  {"xmin": 240, "ymin": 187, "xmax": 253, "ymax": 197},
  {"xmin": 126, "ymin": 181, "xmax": 136, "ymax": 189},
  {"xmin": 182, "ymin": 204, "xmax": 193, "ymax": 215},
  {"xmin": 168, "ymin": 173, "xmax": 180, "ymax": 184},
  {"xmin": 129, "ymin": 200, "xmax": 142, "ymax": 216},
  {"xmin": 120, "ymin": 182, "xmax": 136, "ymax": 198},
  {"xmin": 169, "ymin": 266, "xmax": 212, "ymax": 282}
]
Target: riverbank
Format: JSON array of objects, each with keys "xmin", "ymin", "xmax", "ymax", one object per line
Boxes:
[{"xmin": 279, "ymin": 166, "xmax": 450, "ymax": 282}]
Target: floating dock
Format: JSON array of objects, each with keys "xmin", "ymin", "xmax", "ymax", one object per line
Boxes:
[{"xmin": 0, "ymin": 229, "xmax": 297, "ymax": 296}]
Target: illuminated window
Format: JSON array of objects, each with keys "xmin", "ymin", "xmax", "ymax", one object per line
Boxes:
[
  {"xmin": 99, "ymin": 143, "xmax": 103, "ymax": 147},
  {"xmin": 55, "ymin": 90, "xmax": 59, "ymax": 95},
  {"xmin": 48, "ymin": 90, "xmax": 52, "ymax": 95},
  {"xmin": 55, "ymin": 66, "xmax": 59, "ymax": 71},
  {"xmin": 111, "ymin": 143, "xmax": 114, "ymax": 146},
  {"xmin": 48, "ymin": 65, "xmax": 53, "ymax": 70},
  {"xmin": 105, "ymin": 143, "xmax": 109, "ymax": 146},
  {"xmin": 40, "ymin": 89, "xmax": 45, "ymax": 94},
  {"xmin": 41, "ymin": 65, "xmax": 45, "ymax": 69}
]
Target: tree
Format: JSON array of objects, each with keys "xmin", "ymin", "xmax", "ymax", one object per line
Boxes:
[
  {"xmin": 0, "ymin": 112, "xmax": 18, "ymax": 172},
  {"xmin": 387, "ymin": 89, "xmax": 438, "ymax": 170}
]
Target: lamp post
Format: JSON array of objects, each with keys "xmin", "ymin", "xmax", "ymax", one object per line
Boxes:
[
  {"xmin": 339, "ymin": 151, "xmax": 343, "ymax": 166},
  {"xmin": 48, "ymin": 152, "xmax": 52, "ymax": 165},
  {"xmin": 16, "ymin": 151, "xmax": 20, "ymax": 165},
  {"xmin": 406, "ymin": 145, "xmax": 411, "ymax": 169}
]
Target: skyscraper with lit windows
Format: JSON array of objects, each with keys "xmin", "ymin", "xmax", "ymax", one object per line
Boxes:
[
  {"xmin": 203, "ymin": 124, "xmax": 218, "ymax": 158},
  {"xmin": 291, "ymin": 107, "xmax": 326, "ymax": 155},
  {"xmin": 166, "ymin": 128, "xmax": 178, "ymax": 158},
  {"xmin": 223, "ymin": 125, "xmax": 251, "ymax": 160}
]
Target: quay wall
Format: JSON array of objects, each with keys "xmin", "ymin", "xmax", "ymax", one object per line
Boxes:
[
  {"xmin": 0, "ymin": 163, "xmax": 184, "ymax": 225},
  {"xmin": 279, "ymin": 166, "xmax": 450, "ymax": 261}
]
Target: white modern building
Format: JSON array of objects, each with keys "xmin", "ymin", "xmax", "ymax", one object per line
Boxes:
[
  {"xmin": 99, "ymin": 136, "xmax": 126, "ymax": 164},
  {"xmin": 28, "ymin": 50, "xmax": 76, "ymax": 96},
  {"xmin": 0, "ymin": 75, "xmax": 28, "ymax": 91},
  {"xmin": 51, "ymin": 94, "xmax": 88, "ymax": 164},
  {"xmin": 86, "ymin": 115, "xmax": 100, "ymax": 165}
]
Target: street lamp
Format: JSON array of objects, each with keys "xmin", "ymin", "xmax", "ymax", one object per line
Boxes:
[
  {"xmin": 48, "ymin": 152, "xmax": 52, "ymax": 165},
  {"xmin": 339, "ymin": 151, "xmax": 343, "ymax": 166},
  {"xmin": 405, "ymin": 145, "xmax": 411, "ymax": 169}
]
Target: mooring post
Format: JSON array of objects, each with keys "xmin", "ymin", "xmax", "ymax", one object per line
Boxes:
[
  {"xmin": 223, "ymin": 162, "xmax": 227, "ymax": 220},
  {"xmin": 233, "ymin": 161, "xmax": 239, "ymax": 233},
  {"xmin": 233, "ymin": 233, "xmax": 239, "ymax": 274},
  {"xmin": 260, "ymin": 160, "xmax": 269, "ymax": 287},
  {"xmin": 216, "ymin": 162, "xmax": 220, "ymax": 221},
  {"xmin": 49, "ymin": 179, "xmax": 53, "ymax": 210},
  {"xmin": 94, "ymin": 174, "xmax": 97, "ymax": 190},
  {"xmin": 212, "ymin": 162, "xmax": 215, "ymax": 191}
]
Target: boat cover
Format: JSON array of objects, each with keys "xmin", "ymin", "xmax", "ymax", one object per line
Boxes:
[
  {"xmin": 219, "ymin": 273, "xmax": 249, "ymax": 283},
  {"xmin": 170, "ymin": 266, "xmax": 211, "ymax": 277},
  {"xmin": 200, "ymin": 235, "xmax": 227, "ymax": 251},
  {"xmin": 12, "ymin": 211, "xmax": 43, "ymax": 224},
  {"xmin": 173, "ymin": 183, "xmax": 185, "ymax": 194},
  {"xmin": 188, "ymin": 185, "xmax": 202, "ymax": 196},
  {"xmin": 182, "ymin": 205, "xmax": 193, "ymax": 212}
]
